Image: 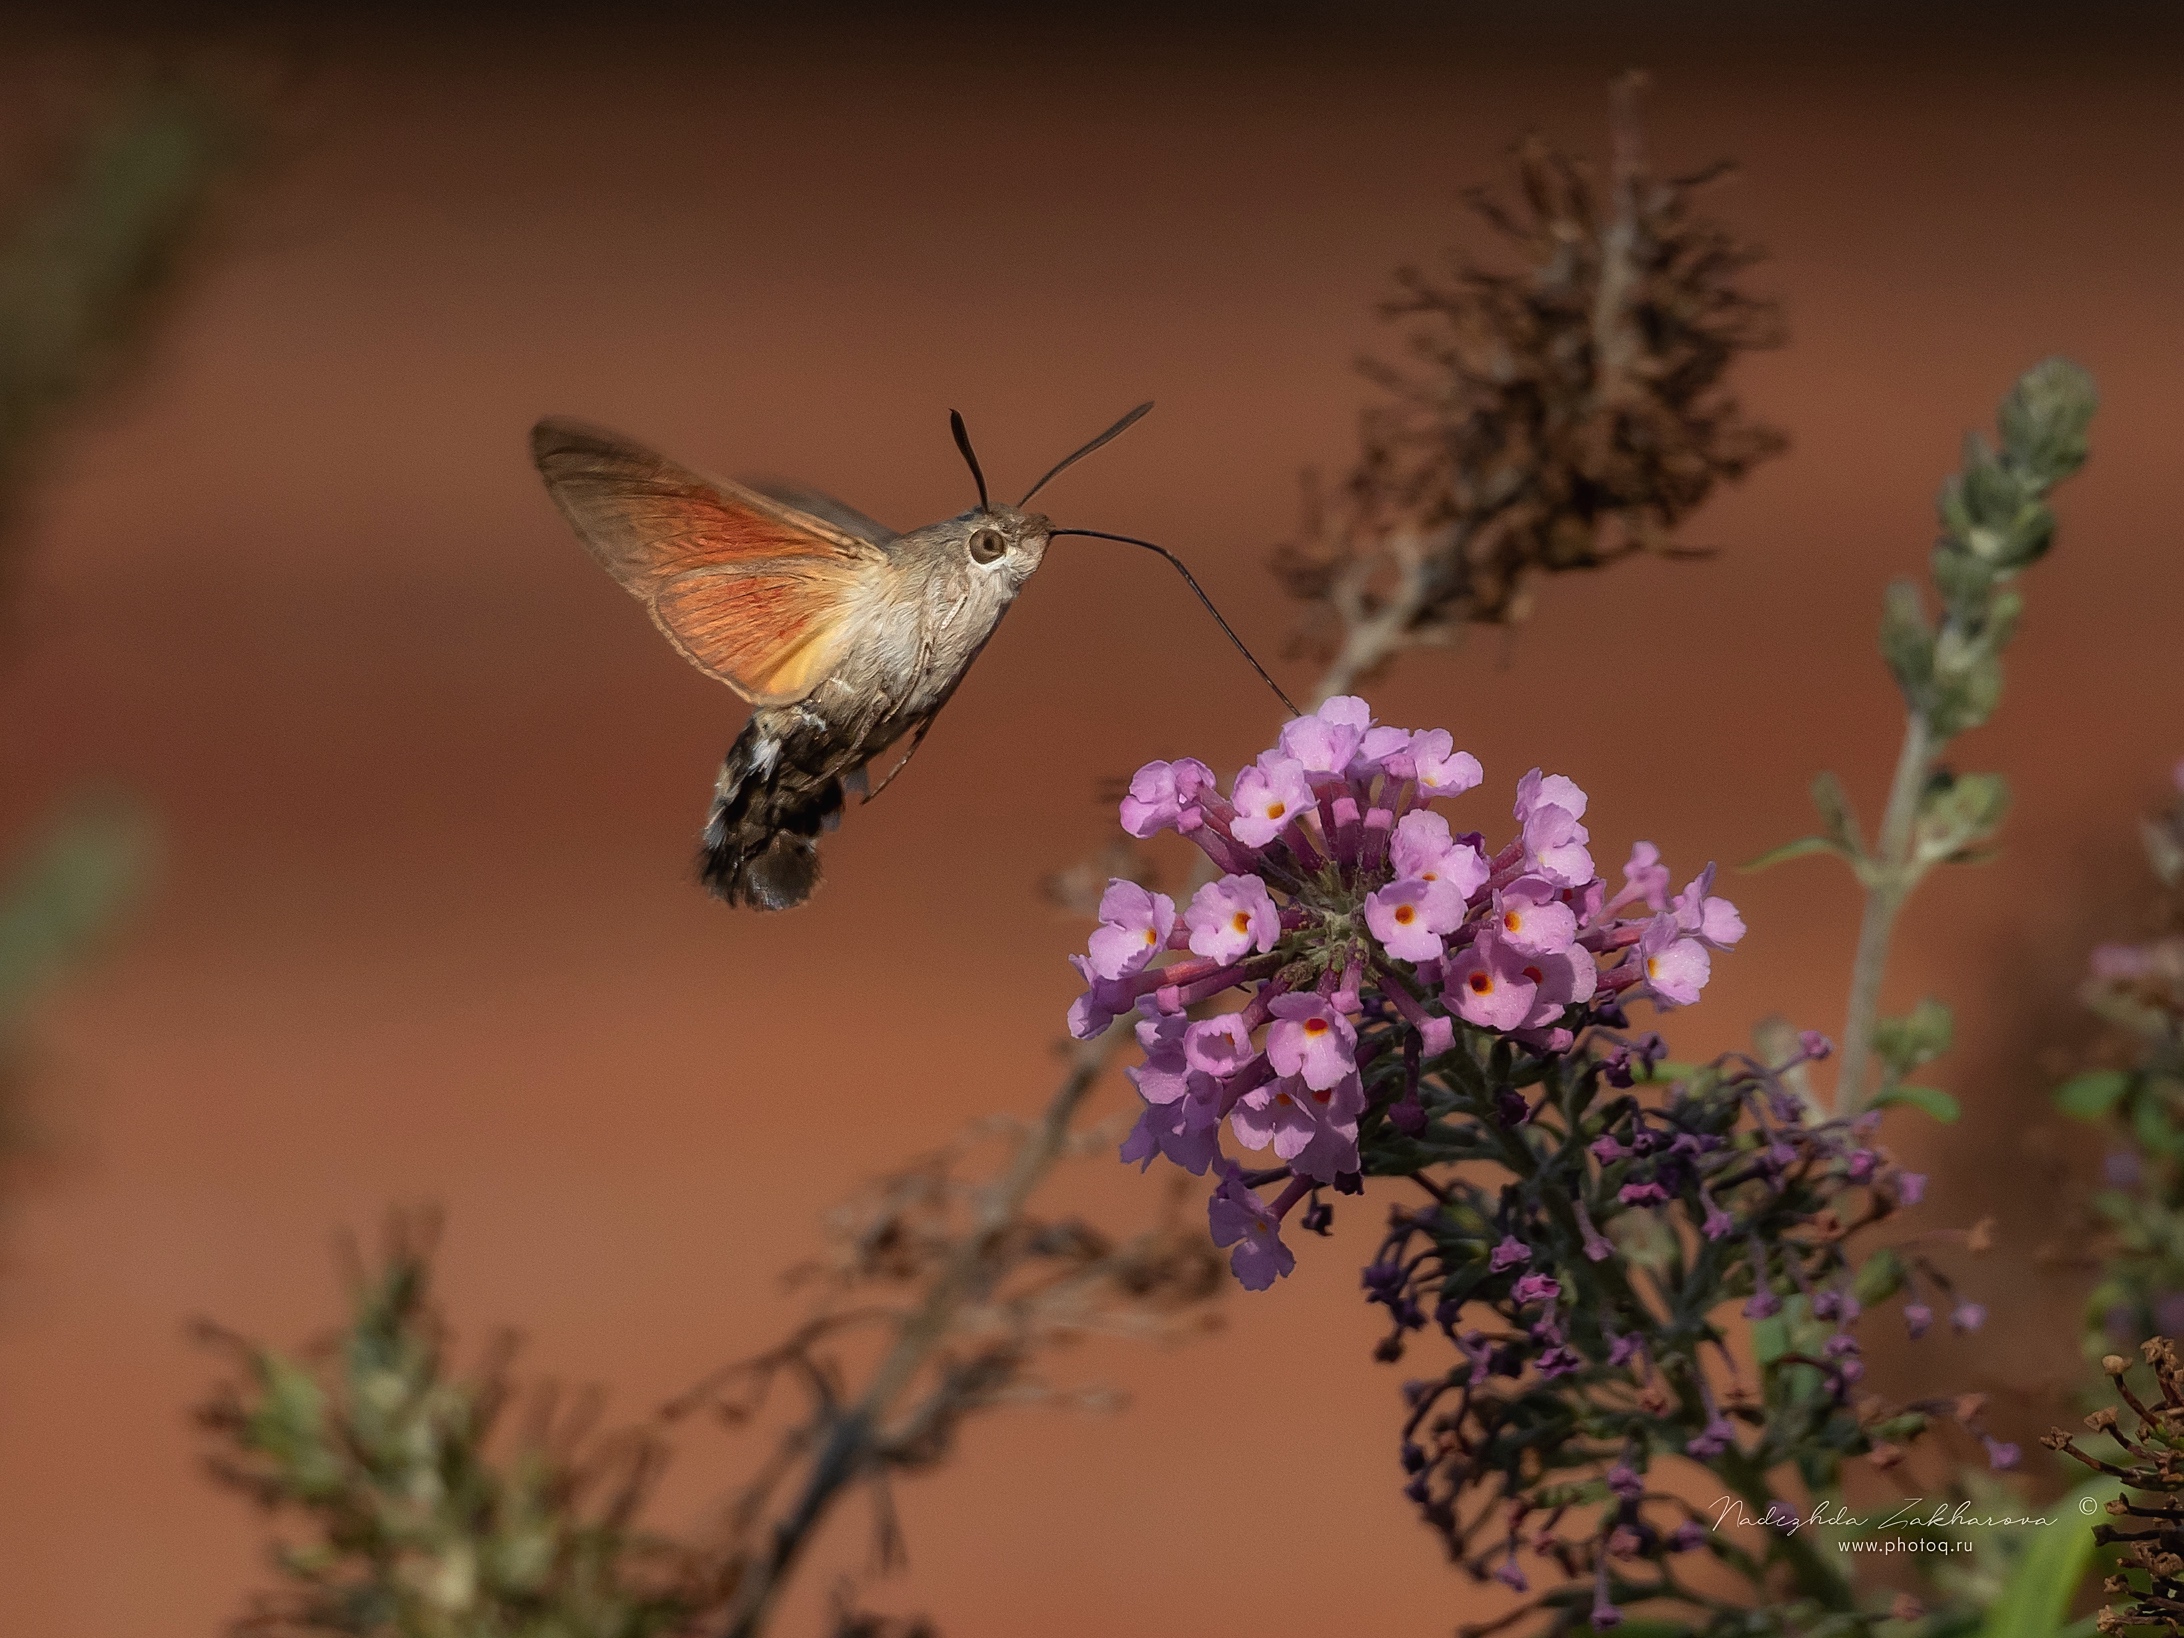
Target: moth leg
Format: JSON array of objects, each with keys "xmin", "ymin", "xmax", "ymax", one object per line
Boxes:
[{"xmin": 862, "ymin": 716, "xmax": 935, "ymax": 803}]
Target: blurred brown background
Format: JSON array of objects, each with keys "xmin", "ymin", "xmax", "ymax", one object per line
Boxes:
[{"xmin": 2, "ymin": 6, "xmax": 2182, "ymax": 1634}]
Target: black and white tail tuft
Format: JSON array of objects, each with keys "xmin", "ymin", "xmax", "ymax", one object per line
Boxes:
[{"xmin": 698, "ymin": 718, "xmax": 845, "ymax": 910}]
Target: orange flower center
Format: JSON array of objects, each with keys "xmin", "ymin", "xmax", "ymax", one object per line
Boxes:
[
  {"xmin": 1303, "ymin": 1018, "xmax": 1330, "ymax": 1037},
  {"xmin": 1468, "ymin": 971, "xmax": 1493, "ymax": 995},
  {"xmin": 1266, "ymin": 801, "xmax": 1287, "ymax": 821},
  {"xmin": 1394, "ymin": 904, "xmax": 1416, "ymax": 926},
  {"xmin": 1231, "ymin": 911, "xmax": 1252, "ymax": 934}
]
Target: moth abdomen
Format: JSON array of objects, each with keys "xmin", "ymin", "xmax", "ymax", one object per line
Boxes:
[{"xmin": 698, "ymin": 713, "xmax": 852, "ymax": 910}]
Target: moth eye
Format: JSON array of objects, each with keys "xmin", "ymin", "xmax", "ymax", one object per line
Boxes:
[{"xmin": 968, "ymin": 527, "xmax": 1007, "ymax": 564}]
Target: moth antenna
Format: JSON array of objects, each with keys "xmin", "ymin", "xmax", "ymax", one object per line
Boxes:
[
  {"xmin": 948, "ymin": 409, "xmax": 990, "ymax": 511},
  {"xmin": 1050, "ymin": 527, "xmax": 1299, "ymax": 715},
  {"xmin": 1018, "ymin": 401, "xmax": 1154, "ymax": 507}
]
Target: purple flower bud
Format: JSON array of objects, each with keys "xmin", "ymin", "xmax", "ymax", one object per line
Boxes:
[
  {"xmin": 1605, "ymin": 1463, "xmax": 1645, "ymax": 1501},
  {"xmin": 1667, "ymin": 1522, "xmax": 1705, "ymax": 1553},
  {"xmin": 1903, "ymin": 1302, "xmax": 1934, "ymax": 1339},
  {"xmin": 1895, "ymin": 1171, "xmax": 1927, "ymax": 1206},
  {"xmin": 1535, "ymin": 1345, "xmax": 1585, "ymax": 1379},
  {"xmin": 1684, "ymin": 1414, "xmax": 1737, "ymax": 1460},
  {"xmin": 1798, "ymin": 1029, "xmax": 1833, "ymax": 1061},
  {"xmin": 1489, "ymin": 1235, "xmax": 1530, "ymax": 1272},
  {"xmin": 1492, "ymin": 1560, "xmax": 1530, "ymax": 1593},
  {"xmin": 1951, "ymin": 1301, "xmax": 1986, "ymax": 1333},
  {"xmin": 1984, "ymin": 1436, "xmax": 2021, "ymax": 1471},
  {"xmin": 1511, "ymin": 1272, "xmax": 1562, "ymax": 1305},
  {"xmin": 1619, "ymin": 1182, "xmax": 1671, "ymax": 1207}
]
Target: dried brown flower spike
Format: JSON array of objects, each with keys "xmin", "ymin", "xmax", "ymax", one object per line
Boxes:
[{"xmin": 1272, "ymin": 73, "xmax": 1784, "ymax": 693}]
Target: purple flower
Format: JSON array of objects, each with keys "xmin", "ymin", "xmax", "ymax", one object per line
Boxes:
[
  {"xmin": 1515, "ymin": 769, "xmax": 1594, "ymax": 886},
  {"xmin": 1517, "ymin": 947, "xmax": 1598, "ymax": 1030},
  {"xmin": 1266, "ymin": 993, "xmax": 1358, "ymax": 1090},
  {"xmin": 1489, "ymin": 1235, "xmax": 1531, "ymax": 1272},
  {"xmin": 1895, "ymin": 1171, "xmax": 1927, "ymax": 1207},
  {"xmin": 1635, "ymin": 914, "xmax": 1711, "ymax": 1008},
  {"xmin": 1667, "ymin": 1523, "xmax": 1705, "ymax": 1553},
  {"xmin": 1535, "ymin": 1345, "xmax": 1585, "ymax": 1378},
  {"xmin": 1065, "ymin": 954, "xmax": 1134, "ymax": 1040},
  {"xmin": 1366, "ymin": 876, "xmax": 1459, "ymax": 962},
  {"xmin": 1903, "ymin": 1303, "xmax": 1933, "ymax": 1338},
  {"xmin": 1685, "ymin": 1413, "xmax": 1737, "ymax": 1460},
  {"xmin": 1207, "ymin": 1165, "xmax": 1295, "ymax": 1290},
  {"xmin": 1605, "ymin": 1463, "xmax": 1645, "ymax": 1501},
  {"xmin": 1229, "ymin": 757, "xmax": 1315, "ymax": 848},
  {"xmin": 1798, "ymin": 1029, "xmax": 1833, "ymax": 1061},
  {"xmin": 1404, "ymin": 728, "xmax": 1483, "ymax": 797},
  {"xmin": 1620, "ymin": 841, "xmax": 1670, "ymax": 911},
  {"xmin": 1085, "ymin": 879, "xmax": 1176, "ymax": 980},
  {"xmin": 1984, "ymin": 1437, "xmax": 2021, "ymax": 1471},
  {"xmin": 1390, "ymin": 809, "xmax": 1489, "ymax": 913},
  {"xmin": 1182, "ymin": 1013, "xmax": 1255, "ymax": 1078},
  {"xmin": 1511, "ymin": 1272, "xmax": 1562, "ymax": 1305},
  {"xmin": 1492, "ymin": 1559, "xmax": 1530, "ymax": 1593},
  {"xmin": 1184, "ymin": 873, "xmax": 1280, "ymax": 963},
  {"xmin": 1619, "ymin": 1182, "xmax": 1670, "ymax": 1207},
  {"xmin": 1119, "ymin": 1092, "xmax": 1221, "ymax": 1175},
  {"xmin": 1952, "ymin": 1301, "xmax": 1986, "ymax": 1333},
  {"xmin": 1493, "ymin": 876, "xmax": 1579, "ymax": 956},
  {"xmin": 1671, "ymin": 864, "xmax": 1746, "ymax": 949},
  {"xmin": 1278, "ymin": 697, "xmax": 1369, "ymax": 776},
  {"xmin": 1119, "ymin": 757, "xmax": 1216, "ymax": 838},
  {"xmin": 1447, "ymin": 935, "xmax": 1540, "ymax": 1030}
]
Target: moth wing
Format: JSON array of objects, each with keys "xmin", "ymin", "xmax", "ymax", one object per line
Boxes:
[
  {"xmin": 531, "ymin": 418, "xmax": 886, "ymax": 706},
  {"xmin": 744, "ymin": 480, "xmax": 900, "ymax": 548}
]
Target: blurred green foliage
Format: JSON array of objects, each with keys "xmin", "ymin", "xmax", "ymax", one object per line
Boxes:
[
  {"xmin": 198, "ymin": 1224, "xmax": 736, "ymax": 1638},
  {"xmin": 0, "ymin": 73, "xmax": 251, "ymax": 1178}
]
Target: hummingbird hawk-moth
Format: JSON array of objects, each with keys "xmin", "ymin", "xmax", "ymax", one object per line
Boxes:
[{"xmin": 530, "ymin": 404, "xmax": 1291, "ymax": 911}]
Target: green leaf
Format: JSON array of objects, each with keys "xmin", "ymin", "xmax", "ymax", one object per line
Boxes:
[
  {"xmin": 1853, "ymin": 1246, "xmax": 1907, "ymax": 1304},
  {"xmin": 1741, "ymin": 836, "xmax": 1846, "ymax": 873},
  {"xmin": 1873, "ymin": 998, "xmax": 1954, "ymax": 1076},
  {"xmin": 1751, "ymin": 1315, "xmax": 1789, "ymax": 1367},
  {"xmin": 1871, "ymin": 1085, "xmax": 1961, "ymax": 1123},
  {"xmin": 2055, "ymin": 1069, "xmax": 2131, "ymax": 1120},
  {"xmin": 1912, "ymin": 770, "xmax": 2011, "ymax": 866},
  {"xmin": 1811, "ymin": 770, "xmax": 1864, "ymax": 854},
  {"xmin": 1975, "ymin": 1473, "xmax": 2112, "ymax": 1638}
]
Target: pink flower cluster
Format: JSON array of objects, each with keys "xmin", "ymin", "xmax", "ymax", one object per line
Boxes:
[{"xmin": 1067, "ymin": 697, "xmax": 1744, "ymax": 1288}]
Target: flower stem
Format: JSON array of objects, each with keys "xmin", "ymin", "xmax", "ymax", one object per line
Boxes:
[
  {"xmin": 720, "ymin": 1035, "xmax": 1113, "ymax": 1638},
  {"xmin": 1834, "ymin": 711, "xmax": 1933, "ymax": 1118}
]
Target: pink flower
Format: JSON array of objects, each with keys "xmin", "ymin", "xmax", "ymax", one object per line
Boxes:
[
  {"xmin": 1366, "ymin": 876, "xmax": 1460, "ymax": 962},
  {"xmin": 1118, "ymin": 757, "xmax": 1217, "ymax": 838},
  {"xmin": 1230, "ymin": 757, "xmax": 1315, "ymax": 847},
  {"xmin": 1183, "ymin": 1013, "xmax": 1256, "ymax": 1078},
  {"xmin": 1446, "ymin": 936, "xmax": 1541, "ymax": 1030},
  {"xmin": 1636, "ymin": 914, "xmax": 1711, "ymax": 1008},
  {"xmin": 1266, "ymin": 992, "xmax": 1358, "ymax": 1090},
  {"xmin": 1619, "ymin": 841, "xmax": 1670, "ymax": 911},
  {"xmin": 1184, "ymin": 873, "xmax": 1280, "ymax": 963},
  {"xmin": 1405, "ymin": 728, "xmax": 1483, "ymax": 797},
  {"xmin": 1084, "ymin": 879, "xmax": 1176, "ymax": 980},
  {"xmin": 1278, "ymin": 696, "xmax": 1370, "ymax": 776},
  {"xmin": 1391, "ymin": 809, "xmax": 1490, "ymax": 915},
  {"xmin": 1517, "ymin": 947, "xmax": 1599, "ymax": 1029},
  {"xmin": 1208, "ymin": 1164, "xmax": 1295, "ymax": 1290},
  {"xmin": 1492, "ymin": 876, "xmax": 1579, "ymax": 956},
  {"xmin": 1672, "ymin": 864, "xmax": 1745, "ymax": 949}
]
